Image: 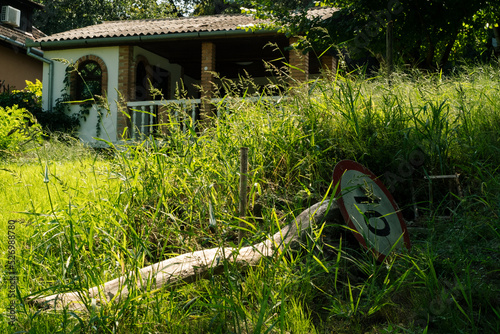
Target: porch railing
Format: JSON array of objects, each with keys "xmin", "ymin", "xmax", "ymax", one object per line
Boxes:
[
  {"xmin": 127, "ymin": 96, "xmax": 282, "ymax": 140},
  {"xmin": 127, "ymin": 99, "xmax": 198, "ymax": 140}
]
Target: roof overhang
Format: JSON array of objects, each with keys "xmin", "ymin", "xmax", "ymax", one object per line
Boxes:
[
  {"xmin": 26, "ymin": 7, "xmax": 338, "ymax": 50},
  {"xmin": 26, "ymin": 28, "xmax": 278, "ymax": 50}
]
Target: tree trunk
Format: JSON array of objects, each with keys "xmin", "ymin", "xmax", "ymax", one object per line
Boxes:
[
  {"xmin": 30, "ymin": 200, "xmax": 341, "ymax": 311},
  {"xmin": 439, "ymin": 29, "xmax": 459, "ymax": 68},
  {"xmin": 386, "ymin": 20, "xmax": 394, "ymax": 76},
  {"xmin": 425, "ymin": 33, "xmax": 436, "ymax": 69}
]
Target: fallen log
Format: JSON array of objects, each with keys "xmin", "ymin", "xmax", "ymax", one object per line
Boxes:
[{"xmin": 31, "ymin": 199, "xmax": 341, "ymax": 311}]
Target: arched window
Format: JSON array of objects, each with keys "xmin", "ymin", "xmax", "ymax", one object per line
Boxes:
[
  {"xmin": 76, "ymin": 61, "xmax": 102, "ymax": 100},
  {"xmin": 70, "ymin": 55, "xmax": 108, "ymax": 102}
]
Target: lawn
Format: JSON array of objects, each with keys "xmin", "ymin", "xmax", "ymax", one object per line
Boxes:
[{"xmin": 1, "ymin": 65, "xmax": 499, "ymax": 333}]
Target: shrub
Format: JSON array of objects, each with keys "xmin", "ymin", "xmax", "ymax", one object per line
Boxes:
[
  {"xmin": 0, "ymin": 80, "xmax": 79, "ymax": 133},
  {"xmin": 0, "ymin": 80, "xmax": 42, "ymax": 113},
  {"xmin": 0, "ymin": 105, "xmax": 42, "ymax": 154}
]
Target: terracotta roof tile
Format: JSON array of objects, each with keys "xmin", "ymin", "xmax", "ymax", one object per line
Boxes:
[
  {"xmin": 32, "ymin": 27, "xmax": 46, "ymax": 40},
  {"xmin": 37, "ymin": 14, "xmax": 260, "ymax": 42},
  {"xmin": 0, "ymin": 24, "xmax": 45, "ymax": 47},
  {"xmin": 36, "ymin": 7, "xmax": 337, "ymax": 43},
  {"xmin": 306, "ymin": 5, "xmax": 339, "ymax": 20}
]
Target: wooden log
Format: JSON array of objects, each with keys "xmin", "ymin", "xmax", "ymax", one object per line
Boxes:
[{"xmin": 31, "ymin": 200, "xmax": 341, "ymax": 311}]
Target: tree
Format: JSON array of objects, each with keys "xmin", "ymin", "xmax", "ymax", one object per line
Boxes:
[
  {"xmin": 33, "ymin": 0, "xmax": 179, "ymax": 36},
  {"xmin": 239, "ymin": 1, "xmax": 329, "ymax": 46},
  {"xmin": 179, "ymin": 0, "xmax": 241, "ymax": 15},
  {"xmin": 33, "ymin": 0, "xmax": 245, "ymax": 36},
  {"xmin": 238, "ymin": 0, "xmax": 497, "ymax": 68}
]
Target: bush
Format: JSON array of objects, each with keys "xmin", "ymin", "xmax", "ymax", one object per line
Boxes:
[
  {"xmin": 0, "ymin": 80, "xmax": 42, "ymax": 113},
  {"xmin": 0, "ymin": 105, "xmax": 42, "ymax": 155},
  {"xmin": 0, "ymin": 80, "xmax": 79, "ymax": 133}
]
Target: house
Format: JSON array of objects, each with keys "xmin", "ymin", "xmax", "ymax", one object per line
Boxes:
[
  {"xmin": 0, "ymin": 0, "xmax": 45, "ymax": 91},
  {"xmin": 26, "ymin": 7, "xmax": 338, "ymax": 144}
]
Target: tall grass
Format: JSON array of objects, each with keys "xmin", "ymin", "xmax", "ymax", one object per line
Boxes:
[{"xmin": 1, "ymin": 64, "xmax": 499, "ymax": 333}]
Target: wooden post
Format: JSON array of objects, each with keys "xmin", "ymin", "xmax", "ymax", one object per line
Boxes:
[
  {"xmin": 386, "ymin": 21, "xmax": 394, "ymax": 76},
  {"xmin": 238, "ymin": 147, "xmax": 249, "ymax": 243}
]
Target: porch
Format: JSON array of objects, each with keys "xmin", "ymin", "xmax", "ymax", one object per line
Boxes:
[
  {"xmin": 115, "ymin": 34, "xmax": 337, "ymax": 141},
  {"xmin": 126, "ymin": 96, "xmax": 283, "ymax": 140}
]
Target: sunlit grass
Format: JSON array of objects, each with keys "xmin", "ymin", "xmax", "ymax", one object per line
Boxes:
[{"xmin": 1, "ymin": 64, "xmax": 499, "ymax": 333}]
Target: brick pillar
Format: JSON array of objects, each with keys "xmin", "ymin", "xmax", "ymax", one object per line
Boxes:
[
  {"xmin": 289, "ymin": 37, "xmax": 309, "ymax": 82},
  {"xmin": 117, "ymin": 46, "xmax": 134, "ymax": 139},
  {"xmin": 320, "ymin": 54, "xmax": 338, "ymax": 79},
  {"xmin": 201, "ymin": 41, "xmax": 216, "ymax": 120}
]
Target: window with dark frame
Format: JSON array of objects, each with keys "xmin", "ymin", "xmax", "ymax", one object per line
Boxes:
[{"xmin": 76, "ymin": 61, "xmax": 102, "ymax": 100}]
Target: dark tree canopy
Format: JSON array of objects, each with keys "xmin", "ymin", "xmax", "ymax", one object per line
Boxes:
[
  {"xmin": 32, "ymin": 0, "xmax": 499, "ymax": 68},
  {"xmin": 33, "ymin": 0, "xmax": 180, "ymax": 35},
  {"xmin": 239, "ymin": 0, "xmax": 499, "ymax": 68},
  {"xmin": 33, "ymin": 0, "xmax": 242, "ymax": 35},
  {"xmin": 183, "ymin": 0, "xmax": 240, "ymax": 15}
]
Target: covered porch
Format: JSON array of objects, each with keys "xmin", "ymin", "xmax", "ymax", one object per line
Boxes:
[{"xmin": 117, "ymin": 34, "xmax": 337, "ymax": 140}]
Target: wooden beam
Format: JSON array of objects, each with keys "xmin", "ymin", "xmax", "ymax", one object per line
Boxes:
[{"xmin": 30, "ymin": 200, "xmax": 340, "ymax": 311}]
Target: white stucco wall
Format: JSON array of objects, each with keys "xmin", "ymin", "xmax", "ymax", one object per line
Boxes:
[{"xmin": 42, "ymin": 47, "xmax": 120, "ymax": 143}]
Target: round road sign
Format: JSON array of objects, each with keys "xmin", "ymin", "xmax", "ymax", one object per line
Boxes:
[{"xmin": 333, "ymin": 160, "xmax": 411, "ymax": 261}]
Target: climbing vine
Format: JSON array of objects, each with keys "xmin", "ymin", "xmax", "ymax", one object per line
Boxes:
[{"xmin": 53, "ymin": 59, "xmax": 107, "ymax": 137}]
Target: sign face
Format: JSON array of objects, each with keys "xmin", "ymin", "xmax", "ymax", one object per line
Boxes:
[{"xmin": 333, "ymin": 160, "xmax": 411, "ymax": 261}]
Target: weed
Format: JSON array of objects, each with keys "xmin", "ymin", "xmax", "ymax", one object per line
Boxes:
[{"xmin": 1, "ymin": 65, "xmax": 499, "ymax": 333}]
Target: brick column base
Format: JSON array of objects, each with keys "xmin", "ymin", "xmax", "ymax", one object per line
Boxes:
[
  {"xmin": 201, "ymin": 41, "xmax": 216, "ymax": 121},
  {"xmin": 321, "ymin": 54, "xmax": 338, "ymax": 79},
  {"xmin": 116, "ymin": 46, "xmax": 134, "ymax": 139},
  {"xmin": 289, "ymin": 37, "xmax": 309, "ymax": 82}
]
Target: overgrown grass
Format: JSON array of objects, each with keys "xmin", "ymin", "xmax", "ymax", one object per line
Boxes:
[{"xmin": 1, "ymin": 64, "xmax": 499, "ymax": 333}]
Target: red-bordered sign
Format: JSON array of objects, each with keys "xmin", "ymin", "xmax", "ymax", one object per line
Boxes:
[{"xmin": 333, "ymin": 160, "xmax": 411, "ymax": 261}]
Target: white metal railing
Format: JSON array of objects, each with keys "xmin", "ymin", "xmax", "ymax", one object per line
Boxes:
[
  {"xmin": 126, "ymin": 96, "xmax": 283, "ymax": 140},
  {"xmin": 127, "ymin": 99, "xmax": 198, "ymax": 140}
]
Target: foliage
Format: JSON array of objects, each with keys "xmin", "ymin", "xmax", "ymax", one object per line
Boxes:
[
  {"xmin": 0, "ymin": 80, "xmax": 42, "ymax": 115},
  {"xmin": 1, "ymin": 65, "xmax": 499, "ymax": 332},
  {"xmin": 0, "ymin": 105, "xmax": 42, "ymax": 155},
  {"xmin": 189, "ymin": 0, "xmax": 241, "ymax": 15},
  {"xmin": 33, "ymin": 0, "xmax": 179, "ymax": 35},
  {"xmin": 240, "ymin": 0, "xmax": 499, "ymax": 68},
  {"xmin": 0, "ymin": 80, "xmax": 80, "ymax": 133},
  {"xmin": 240, "ymin": 0, "xmax": 334, "ymax": 52}
]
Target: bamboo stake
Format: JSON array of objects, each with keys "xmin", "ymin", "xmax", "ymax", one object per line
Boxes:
[{"xmin": 238, "ymin": 147, "xmax": 249, "ymax": 243}]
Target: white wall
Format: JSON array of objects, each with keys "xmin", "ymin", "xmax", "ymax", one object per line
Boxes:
[{"xmin": 42, "ymin": 47, "xmax": 120, "ymax": 143}]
